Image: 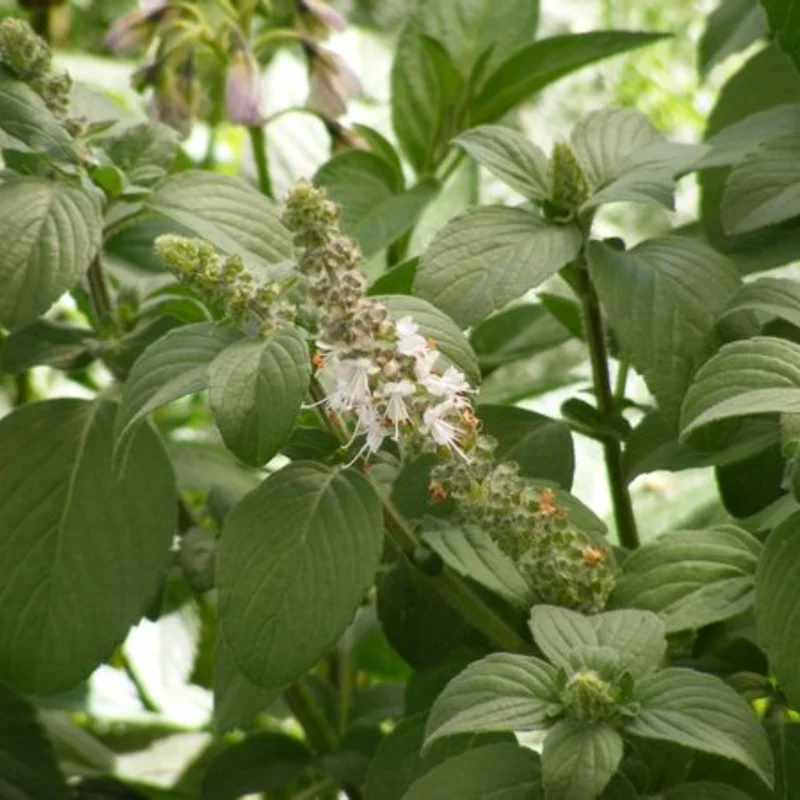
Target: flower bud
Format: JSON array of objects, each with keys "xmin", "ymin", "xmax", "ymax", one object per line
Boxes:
[
  {"xmin": 0, "ymin": 17, "xmax": 51, "ymax": 79},
  {"xmin": 560, "ymin": 669, "xmax": 620, "ymax": 723},
  {"xmin": 105, "ymin": 0, "xmax": 169, "ymax": 56},
  {"xmin": 298, "ymin": 0, "xmax": 347, "ymax": 39},
  {"xmin": 549, "ymin": 141, "xmax": 590, "ymax": 217},
  {"xmin": 148, "ymin": 55, "xmax": 198, "ymax": 138},
  {"xmin": 225, "ymin": 44, "xmax": 264, "ymax": 126},
  {"xmin": 305, "ymin": 40, "xmax": 361, "ymax": 119},
  {"xmin": 324, "ymin": 118, "xmax": 370, "ymax": 153}
]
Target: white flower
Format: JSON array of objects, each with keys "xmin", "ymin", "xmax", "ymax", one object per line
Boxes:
[
  {"xmin": 356, "ymin": 402, "xmax": 386, "ymax": 455},
  {"xmin": 380, "ymin": 380, "xmax": 415, "ymax": 437},
  {"xmin": 423, "ymin": 401, "xmax": 469, "ymax": 460},
  {"xmin": 423, "ymin": 365, "xmax": 472, "ymax": 399},
  {"xmin": 396, "ymin": 316, "xmax": 428, "ymax": 357},
  {"xmin": 413, "ymin": 348, "xmax": 440, "ymax": 383},
  {"xmin": 329, "ymin": 357, "xmax": 377, "ymax": 410}
]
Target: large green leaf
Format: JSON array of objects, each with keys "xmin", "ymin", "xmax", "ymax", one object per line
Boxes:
[
  {"xmin": 103, "ymin": 122, "xmax": 178, "ymax": 188},
  {"xmin": 479, "ymin": 405, "xmax": 575, "ymax": 489},
  {"xmin": 217, "ymin": 463, "xmax": 383, "ymax": 689},
  {"xmin": 114, "ymin": 322, "xmax": 239, "ymax": 447},
  {"xmin": 624, "ymin": 668, "xmax": 774, "ymax": 789},
  {"xmin": 760, "ymin": 0, "xmax": 800, "ymax": 72},
  {"xmin": 415, "ymin": 206, "xmax": 582, "ymax": 328},
  {"xmin": 719, "ymin": 276, "xmax": 800, "ymax": 331},
  {"xmin": 0, "ymin": 70, "xmax": 76, "ymax": 160},
  {"xmin": 755, "ymin": 512, "xmax": 800, "ymax": 709},
  {"xmin": 208, "ymin": 328, "xmax": 311, "ymax": 467},
  {"xmin": 610, "ymin": 526, "xmax": 761, "ymax": 633},
  {"xmin": 200, "ymin": 732, "xmax": 312, "ymax": 800},
  {"xmin": 0, "ymin": 178, "xmax": 102, "ymax": 331},
  {"xmin": 145, "ymin": 172, "xmax": 293, "ymax": 276},
  {"xmin": 423, "ymin": 654, "xmax": 561, "ymax": 748},
  {"xmin": 421, "ymin": 521, "xmax": 534, "ymax": 609},
  {"xmin": 471, "ymin": 32, "xmax": 668, "ymax": 125},
  {"xmin": 542, "ymin": 719, "xmax": 623, "ymax": 800},
  {"xmin": 0, "ymin": 399, "xmax": 175, "ymax": 694},
  {"xmin": 529, "ymin": 606, "xmax": 666, "ymax": 680},
  {"xmin": 315, "ymin": 151, "xmax": 437, "ymax": 258},
  {"xmin": 390, "ymin": 0, "xmax": 540, "ymax": 172},
  {"xmin": 722, "ymin": 132, "xmax": 800, "ymax": 233},
  {"xmin": 0, "ymin": 683, "xmax": 69, "ymax": 799},
  {"xmin": 402, "ymin": 742, "xmax": 543, "ymax": 800},
  {"xmin": 699, "ymin": 0, "xmax": 768, "ymax": 76},
  {"xmin": 453, "ymin": 126, "xmax": 550, "ymax": 200},
  {"xmin": 376, "ymin": 294, "xmax": 480, "ymax": 383},
  {"xmin": 680, "ymin": 337, "xmax": 800, "ymax": 439},
  {"xmin": 663, "ymin": 783, "xmax": 753, "ymax": 800},
  {"xmin": 588, "ymin": 237, "xmax": 740, "ymax": 424}
]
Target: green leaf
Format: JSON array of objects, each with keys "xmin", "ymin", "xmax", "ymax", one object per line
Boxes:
[
  {"xmin": 454, "ymin": 126, "xmax": 550, "ymax": 200},
  {"xmin": 761, "ymin": 0, "xmax": 800, "ymax": 72},
  {"xmin": 376, "ymin": 294, "xmax": 480, "ymax": 383},
  {"xmin": 213, "ymin": 638, "xmax": 278, "ymax": 733},
  {"xmin": 680, "ymin": 337, "xmax": 800, "ymax": 439},
  {"xmin": 720, "ymin": 277, "xmax": 800, "ymax": 330},
  {"xmin": 624, "ymin": 668, "xmax": 774, "ymax": 789},
  {"xmin": 0, "ymin": 320, "xmax": 94, "ymax": 374},
  {"xmin": 114, "ymin": 322, "xmax": 239, "ymax": 447},
  {"xmin": 529, "ymin": 606, "xmax": 666, "ymax": 679},
  {"xmin": 368, "ymin": 257, "xmax": 419, "ymax": 297},
  {"xmin": 364, "ymin": 713, "xmax": 511, "ymax": 800},
  {"xmin": 663, "ymin": 783, "xmax": 753, "ymax": 800},
  {"xmin": 699, "ymin": 0, "xmax": 768, "ymax": 76},
  {"xmin": 423, "ymin": 653, "xmax": 560, "ymax": 748},
  {"xmin": 145, "ymin": 172, "xmax": 293, "ymax": 276},
  {"xmin": 478, "ymin": 405, "xmax": 575, "ymax": 489},
  {"xmin": 542, "ymin": 719, "xmax": 623, "ymax": 800},
  {"xmin": 200, "ymin": 733, "xmax": 312, "ymax": 800},
  {"xmin": 0, "ymin": 178, "xmax": 102, "ymax": 331},
  {"xmin": 377, "ymin": 557, "xmax": 475, "ymax": 670},
  {"xmin": 390, "ymin": 0, "xmax": 540, "ymax": 172},
  {"xmin": 588, "ymin": 237, "xmax": 740, "ymax": 424},
  {"xmin": 217, "ymin": 463, "xmax": 383, "ymax": 689},
  {"xmin": 315, "ymin": 151, "xmax": 438, "ymax": 258},
  {"xmin": 0, "ymin": 399, "xmax": 175, "ymax": 694},
  {"xmin": 755, "ymin": 512, "xmax": 800, "ymax": 710},
  {"xmin": 722, "ymin": 132, "xmax": 800, "ymax": 233},
  {"xmin": 208, "ymin": 328, "xmax": 310, "ymax": 467},
  {"xmin": 415, "ymin": 206, "xmax": 582, "ymax": 328},
  {"xmin": 103, "ymin": 122, "xmax": 178, "ymax": 187},
  {"xmin": 472, "ymin": 32, "xmax": 668, "ymax": 125},
  {"xmin": 421, "ymin": 521, "xmax": 535, "ymax": 609},
  {"xmin": 470, "ymin": 304, "xmax": 573, "ymax": 372},
  {"xmin": 402, "ymin": 742, "xmax": 543, "ymax": 800},
  {"xmin": 0, "ymin": 683, "xmax": 70, "ymax": 799},
  {"xmin": 610, "ymin": 526, "xmax": 761, "ymax": 633},
  {"xmin": 700, "ymin": 44, "xmax": 800, "ymax": 273},
  {"xmin": 0, "ymin": 71, "xmax": 76, "ymax": 160}
]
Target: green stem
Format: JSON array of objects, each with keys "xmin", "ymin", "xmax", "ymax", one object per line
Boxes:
[
  {"xmin": 614, "ymin": 351, "xmax": 630, "ymax": 408},
  {"xmin": 29, "ymin": 7, "xmax": 50, "ymax": 41},
  {"xmin": 249, "ymin": 125, "xmax": 274, "ymax": 198},
  {"xmin": 574, "ymin": 258, "xmax": 640, "ymax": 550},
  {"xmin": 121, "ymin": 651, "xmax": 161, "ymax": 713},
  {"xmin": 284, "ymin": 681, "xmax": 339, "ymax": 753},
  {"xmin": 86, "ymin": 254, "xmax": 114, "ymax": 335},
  {"xmin": 308, "ymin": 378, "xmax": 532, "ymax": 654},
  {"xmin": 13, "ymin": 372, "xmax": 32, "ymax": 406}
]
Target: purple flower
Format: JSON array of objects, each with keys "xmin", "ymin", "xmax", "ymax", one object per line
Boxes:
[
  {"xmin": 305, "ymin": 41, "xmax": 361, "ymax": 119},
  {"xmin": 298, "ymin": 0, "xmax": 347, "ymax": 38},
  {"xmin": 105, "ymin": 0, "xmax": 169, "ymax": 56},
  {"xmin": 225, "ymin": 46, "xmax": 264, "ymax": 126}
]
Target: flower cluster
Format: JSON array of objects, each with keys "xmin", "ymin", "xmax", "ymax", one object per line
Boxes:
[
  {"xmin": 282, "ymin": 181, "xmax": 617, "ymax": 611},
  {"xmin": 154, "ymin": 235, "xmax": 295, "ymax": 332},
  {"xmin": 0, "ymin": 18, "xmax": 81, "ymax": 135},
  {"xmin": 282, "ymin": 181, "xmax": 481, "ymax": 463}
]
